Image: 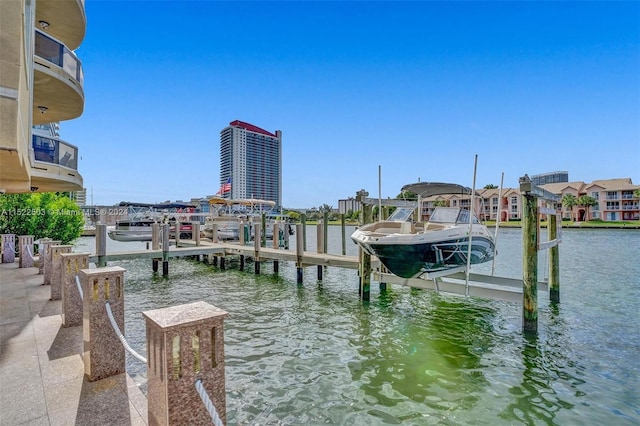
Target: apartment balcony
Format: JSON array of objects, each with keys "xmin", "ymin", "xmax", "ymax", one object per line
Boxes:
[
  {"xmin": 33, "ymin": 30, "xmax": 84, "ymax": 125},
  {"xmin": 30, "ymin": 133, "xmax": 82, "ymax": 192},
  {"xmin": 35, "ymin": 0, "xmax": 86, "ymax": 51}
]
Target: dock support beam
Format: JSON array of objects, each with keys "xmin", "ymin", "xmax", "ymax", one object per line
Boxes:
[
  {"xmin": 357, "ymin": 190, "xmax": 373, "ymax": 301},
  {"xmin": 162, "ymin": 224, "xmax": 170, "ymax": 276},
  {"xmin": 522, "ymin": 192, "xmax": 538, "ymax": 333},
  {"xmin": 296, "ymin": 224, "xmax": 304, "ymax": 284},
  {"xmin": 316, "ymin": 223, "xmax": 324, "ymax": 281},
  {"xmin": 254, "ymin": 223, "xmax": 261, "ymax": 275},
  {"xmin": 96, "ymin": 224, "xmax": 107, "ymax": 267},
  {"xmin": 549, "ymin": 211, "xmax": 560, "ymax": 303}
]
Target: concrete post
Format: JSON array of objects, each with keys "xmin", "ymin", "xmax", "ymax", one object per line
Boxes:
[
  {"xmin": 18, "ymin": 235, "xmax": 34, "ymax": 268},
  {"xmin": 144, "ymin": 301, "xmax": 228, "ymax": 426},
  {"xmin": 37, "ymin": 238, "xmax": 52, "ymax": 274},
  {"xmin": 2, "ymin": 234, "xmax": 16, "ymax": 263},
  {"xmin": 80, "ymin": 266, "xmax": 126, "ymax": 381},
  {"xmin": 50, "ymin": 245, "xmax": 73, "ymax": 300},
  {"xmin": 43, "ymin": 240, "xmax": 61, "ymax": 285},
  {"xmin": 60, "ymin": 252, "xmax": 89, "ymax": 327}
]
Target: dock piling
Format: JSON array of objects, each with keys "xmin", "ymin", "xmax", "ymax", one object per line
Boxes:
[{"xmin": 296, "ymin": 224, "xmax": 304, "ymax": 284}]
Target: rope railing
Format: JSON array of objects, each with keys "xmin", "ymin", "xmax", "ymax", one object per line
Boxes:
[
  {"xmin": 195, "ymin": 378, "xmax": 225, "ymax": 426},
  {"xmin": 24, "ymin": 244, "xmax": 36, "ymax": 263},
  {"xmin": 75, "ymin": 275, "xmax": 83, "ymax": 300},
  {"xmin": 105, "ymin": 301, "xmax": 147, "ymax": 364}
]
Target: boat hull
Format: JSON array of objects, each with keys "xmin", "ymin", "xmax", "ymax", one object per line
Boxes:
[{"xmin": 363, "ymin": 236, "xmax": 495, "ymax": 278}]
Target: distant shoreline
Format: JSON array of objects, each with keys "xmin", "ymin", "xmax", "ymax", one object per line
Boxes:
[{"xmin": 315, "ymin": 220, "xmax": 640, "ymax": 230}]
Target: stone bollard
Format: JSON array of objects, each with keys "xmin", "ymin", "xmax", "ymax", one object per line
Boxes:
[
  {"xmin": 2, "ymin": 234, "xmax": 16, "ymax": 263},
  {"xmin": 60, "ymin": 252, "xmax": 89, "ymax": 327},
  {"xmin": 37, "ymin": 238, "xmax": 52, "ymax": 274},
  {"xmin": 144, "ymin": 301, "xmax": 228, "ymax": 426},
  {"xmin": 51, "ymin": 245, "xmax": 73, "ymax": 300},
  {"xmin": 43, "ymin": 240, "xmax": 61, "ymax": 284},
  {"xmin": 18, "ymin": 235, "xmax": 34, "ymax": 268},
  {"xmin": 80, "ymin": 266, "xmax": 126, "ymax": 381}
]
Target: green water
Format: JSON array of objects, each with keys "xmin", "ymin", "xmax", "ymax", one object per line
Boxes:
[{"xmin": 75, "ymin": 228, "xmax": 640, "ymax": 425}]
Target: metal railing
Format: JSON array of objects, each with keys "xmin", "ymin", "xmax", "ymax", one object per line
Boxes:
[
  {"xmin": 35, "ymin": 30, "xmax": 84, "ymax": 85},
  {"xmin": 32, "ymin": 134, "xmax": 79, "ymax": 170}
]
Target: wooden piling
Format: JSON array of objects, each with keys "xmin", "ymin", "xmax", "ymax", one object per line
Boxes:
[
  {"xmin": 359, "ymin": 200, "xmax": 373, "ymax": 301},
  {"xmin": 96, "ymin": 224, "xmax": 107, "ymax": 267},
  {"xmin": 317, "ymin": 223, "xmax": 324, "ymax": 281},
  {"xmin": 341, "ymin": 214, "xmax": 346, "ymax": 255},
  {"xmin": 254, "ymin": 223, "xmax": 261, "ymax": 274},
  {"xmin": 272, "ymin": 223, "xmax": 279, "ymax": 274},
  {"xmin": 261, "ymin": 213, "xmax": 267, "ymax": 247},
  {"xmin": 162, "ymin": 224, "xmax": 170, "ymax": 276},
  {"xmin": 301, "ymin": 214, "xmax": 307, "ymax": 251},
  {"xmin": 522, "ymin": 193, "xmax": 538, "ymax": 334},
  {"xmin": 549, "ymin": 211, "xmax": 560, "ymax": 303},
  {"xmin": 296, "ymin": 224, "xmax": 304, "ymax": 284}
]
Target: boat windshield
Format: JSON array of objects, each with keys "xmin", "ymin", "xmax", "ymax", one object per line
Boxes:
[
  {"xmin": 387, "ymin": 207, "xmax": 414, "ymax": 222},
  {"xmin": 429, "ymin": 207, "xmax": 480, "ymax": 224}
]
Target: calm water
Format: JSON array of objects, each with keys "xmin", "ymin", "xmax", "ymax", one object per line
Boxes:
[{"xmin": 74, "ymin": 227, "xmax": 640, "ymax": 425}]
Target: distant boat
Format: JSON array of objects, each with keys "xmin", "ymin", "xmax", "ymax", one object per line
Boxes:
[
  {"xmin": 351, "ymin": 183, "xmax": 495, "ymax": 279},
  {"xmin": 107, "ymin": 202, "xmax": 200, "ymax": 242},
  {"xmin": 203, "ymin": 197, "xmax": 279, "ymax": 241}
]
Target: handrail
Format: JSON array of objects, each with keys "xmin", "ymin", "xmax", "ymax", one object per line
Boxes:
[
  {"xmin": 194, "ymin": 378, "xmax": 224, "ymax": 426},
  {"xmin": 105, "ymin": 302, "xmax": 147, "ymax": 364}
]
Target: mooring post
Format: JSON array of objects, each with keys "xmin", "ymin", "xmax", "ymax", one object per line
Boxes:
[
  {"xmin": 37, "ymin": 237, "xmax": 51, "ymax": 274},
  {"xmin": 174, "ymin": 221, "xmax": 181, "ymax": 247},
  {"xmin": 316, "ymin": 222, "xmax": 324, "ymax": 281},
  {"xmin": 323, "ymin": 211, "xmax": 328, "ymax": 255},
  {"xmin": 96, "ymin": 224, "xmax": 107, "ymax": 267},
  {"xmin": 162, "ymin": 223, "xmax": 170, "ymax": 276},
  {"xmin": 152, "ymin": 223, "xmax": 160, "ymax": 250},
  {"xmin": 272, "ymin": 223, "xmax": 280, "ymax": 274},
  {"xmin": 43, "ymin": 240, "xmax": 61, "ymax": 285},
  {"xmin": 296, "ymin": 223, "xmax": 304, "ymax": 284},
  {"xmin": 254, "ymin": 222, "xmax": 261, "ymax": 274},
  {"xmin": 341, "ymin": 214, "xmax": 346, "ymax": 255},
  {"xmin": 143, "ymin": 301, "xmax": 229, "ymax": 426},
  {"xmin": 357, "ymin": 190, "xmax": 372, "ymax": 301},
  {"xmin": 79, "ymin": 266, "xmax": 126, "ymax": 381},
  {"xmin": 301, "ymin": 213, "xmax": 307, "ymax": 251},
  {"xmin": 522, "ymin": 191, "xmax": 539, "ymax": 334},
  {"xmin": 1, "ymin": 234, "xmax": 15, "ymax": 263},
  {"xmin": 549, "ymin": 207, "xmax": 560, "ymax": 303},
  {"xmin": 239, "ymin": 220, "xmax": 245, "ymax": 245},
  {"xmin": 60, "ymin": 252, "xmax": 89, "ymax": 327},
  {"xmin": 192, "ymin": 221, "xmax": 201, "ymax": 246},
  {"xmin": 18, "ymin": 235, "xmax": 34, "ymax": 268},
  {"xmin": 261, "ymin": 213, "xmax": 267, "ymax": 247},
  {"xmin": 50, "ymin": 245, "xmax": 73, "ymax": 300}
]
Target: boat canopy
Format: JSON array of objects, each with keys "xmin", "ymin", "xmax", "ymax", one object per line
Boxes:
[
  {"xmin": 429, "ymin": 207, "xmax": 480, "ymax": 224},
  {"xmin": 400, "ymin": 182, "xmax": 475, "ymax": 198}
]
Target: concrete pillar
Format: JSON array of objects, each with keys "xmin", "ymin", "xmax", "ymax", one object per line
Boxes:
[
  {"xmin": 37, "ymin": 238, "xmax": 52, "ymax": 274},
  {"xmin": 50, "ymin": 245, "xmax": 73, "ymax": 300},
  {"xmin": 18, "ymin": 235, "xmax": 34, "ymax": 268},
  {"xmin": 144, "ymin": 301, "xmax": 228, "ymax": 426},
  {"xmin": 2, "ymin": 234, "xmax": 16, "ymax": 263},
  {"xmin": 43, "ymin": 240, "xmax": 61, "ymax": 285},
  {"xmin": 80, "ymin": 266, "xmax": 126, "ymax": 381},
  {"xmin": 60, "ymin": 252, "xmax": 90, "ymax": 327}
]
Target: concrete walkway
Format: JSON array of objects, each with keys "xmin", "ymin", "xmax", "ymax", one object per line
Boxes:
[{"xmin": 0, "ymin": 262, "xmax": 147, "ymax": 425}]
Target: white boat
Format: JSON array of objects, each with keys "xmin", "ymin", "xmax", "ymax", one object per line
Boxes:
[
  {"xmin": 351, "ymin": 184, "xmax": 495, "ymax": 279},
  {"xmin": 203, "ymin": 197, "xmax": 278, "ymax": 241},
  {"xmin": 107, "ymin": 202, "xmax": 200, "ymax": 242}
]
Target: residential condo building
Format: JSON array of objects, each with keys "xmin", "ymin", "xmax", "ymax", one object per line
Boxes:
[
  {"xmin": 1, "ymin": 0, "xmax": 85, "ymax": 193},
  {"xmin": 219, "ymin": 120, "xmax": 282, "ymax": 209}
]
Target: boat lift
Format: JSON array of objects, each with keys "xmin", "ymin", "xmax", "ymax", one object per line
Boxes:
[{"xmin": 356, "ymin": 173, "xmax": 562, "ymax": 333}]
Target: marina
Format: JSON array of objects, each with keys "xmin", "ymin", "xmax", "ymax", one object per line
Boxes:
[{"xmin": 71, "ymin": 225, "xmax": 639, "ymax": 425}]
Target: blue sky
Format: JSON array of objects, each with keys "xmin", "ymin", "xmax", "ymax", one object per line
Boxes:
[{"xmin": 63, "ymin": 1, "xmax": 640, "ymax": 208}]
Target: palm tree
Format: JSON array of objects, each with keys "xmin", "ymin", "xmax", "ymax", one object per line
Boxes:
[
  {"xmin": 562, "ymin": 193, "xmax": 578, "ymax": 221},
  {"xmin": 577, "ymin": 195, "xmax": 598, "ymax": 221}
]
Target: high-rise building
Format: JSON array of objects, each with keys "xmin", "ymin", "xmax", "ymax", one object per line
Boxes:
[
  {"xmin": 219, "ymin": 120, "xmax": 282, "ymax": 209},
  {"xmin": 1, "ymin": 0, "xmax": 86, "ymax": 193}
]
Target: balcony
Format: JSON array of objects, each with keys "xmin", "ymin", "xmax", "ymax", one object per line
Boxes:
[
  {"xmin": 33, "ymin": 30, "xmax": 84, "ymax": 125},
  {"xmin": 30, "ymin": 134, "xmax": 82, "ymax": 192},
  {"xmin": 35, "ymin": 0, "xmax": 86, "ymax": 51}
]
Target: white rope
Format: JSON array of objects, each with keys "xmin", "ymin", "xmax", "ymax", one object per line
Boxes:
[
  {"xmin": 75, "ymin": 275, "xmax": 83, "ymax": 300},
  {"xmin": 195, "ymin": 378, "xmax": 225, "ymax": 426},
  {"xmin": 24, "ymin": 244, "xmax": 36, "ymax": 262},
  {"xmin": 105, "ymin": 301, "xmax": 147, "ymax": 364}
]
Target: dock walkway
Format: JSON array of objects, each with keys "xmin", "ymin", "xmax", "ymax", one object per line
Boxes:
[{"xmin": 0, "ymin": 262, "xmax": 148, "ymax": 425}]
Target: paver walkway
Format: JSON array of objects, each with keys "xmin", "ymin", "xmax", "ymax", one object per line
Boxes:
[{"xmin": 0, "ymin": 262, "xmax": 147, "ymax": 425}]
